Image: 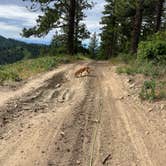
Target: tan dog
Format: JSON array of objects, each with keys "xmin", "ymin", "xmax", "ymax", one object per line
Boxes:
[{"xmin": 75, "ymin": 66, "xmax": 91, "ymax": 77}]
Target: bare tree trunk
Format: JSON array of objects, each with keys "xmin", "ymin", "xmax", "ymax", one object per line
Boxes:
[
  {"xmin": 74, "ymin": 5, "xmax": 79, "ymax": 54},
  {"xmin": 155, "ymin": 0, "xmax": 164, "ymax": 32},
  {"xmin": 131, "ymin": 0, "xmax": 144, "ymax": 54},
  {"xmin": 68, "ymin": 0, "xmax": 76, "ymax": 55}
]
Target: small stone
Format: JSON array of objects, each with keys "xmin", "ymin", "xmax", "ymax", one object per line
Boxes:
[
  {"xmin": 160, "ymin": 104, "xmax": 165, "ymax": 110},
  {"xmin": 58, "ymin": 100, "xmax": 64, "ymax": 103},
  {"xmin": 41, "ymin": 150, "xmax": 45, "ymax": 154},
  {"xmin": 14, "ymin": 104, "xmax": 18, "ymax": 108},
  {"xmin": 129, "ymin": 84, "xmax": 135, "ymax": 89},
  {"xmin": 60, "ymin": 131, "xmax": 65, "ymax": 137},
  {"xmin": 56, "ymin": 84, "xmax": 61, "ymax": 88},
  {"xmin": 148, "ymin": 108, "xmax": 153, "ymax": 112},
  {"xmin": 76, "ymin": 160, "xmax": 81, "ymax": 165},
  {"xmin": 145, "ymin": 131, "xmax": 150, "ymax": 135},
  {"xmin": 127, "ymin": 78, "xmax": 132, "ymax": 83},
  {"xmin": 27, "ymin": 125, "xmax": 31, "ymax": 129},
  {"xmin": 67, "ymin": 148, "xmax": 70, "ymax": 152},
  {"xmin": 119, "ymin": 96, "xmax": 124, "ymax": 100},
  {"xmin": 92, "ymin": 119, "xmax": 99, "ymax": 123}
]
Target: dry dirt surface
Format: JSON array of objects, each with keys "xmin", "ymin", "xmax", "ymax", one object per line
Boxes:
[{"xmin": 0, "ymin": 61, "xmax": 166, "ymax": 166}]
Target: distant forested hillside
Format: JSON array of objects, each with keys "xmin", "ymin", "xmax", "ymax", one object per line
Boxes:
[{"xmin": 0, "ymin": 36, "xmax": 48, "ymax": 65}]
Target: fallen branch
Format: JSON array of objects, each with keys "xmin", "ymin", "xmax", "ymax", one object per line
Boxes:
[{"xmin": 102, "ymin": 154, "xmax": 112, "ymax": 165}]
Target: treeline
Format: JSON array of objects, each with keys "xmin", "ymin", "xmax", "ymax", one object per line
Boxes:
[
  {"xmin": 0, "ymin": 36, "xmax": 48, "ymax": 65},
  {"xmin": 1, "ymin": 0, "xmax": 165, "ymax": 65},
  {"xmin": 100, "ymin": 0, "xmax": 166, "ymax": 59}
]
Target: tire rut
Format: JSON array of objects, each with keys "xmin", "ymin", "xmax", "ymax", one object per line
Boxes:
[{"xmin": 47, "ymin": 72, "xmax": 101, "ymax": 166}]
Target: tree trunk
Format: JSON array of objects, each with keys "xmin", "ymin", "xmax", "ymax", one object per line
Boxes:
[
  {"xmin": 107, "ymin": 15, "xmax": 116, "ymax": 59},
  {"xmin": 74, "ymin": 6, "xmax": 79, "ymax": 54},
  {"xmin": 131, "ymin": 0, "xmax": 144, "ymax": 54},
  {"xmin": 155, "ymin": 0, "xmax": 164, "ymax": 32},
  {"xmin": 68, "ymin": 0, "xmax": 76, "ymax": 55}
]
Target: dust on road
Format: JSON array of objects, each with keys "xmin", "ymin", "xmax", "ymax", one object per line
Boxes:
[{"xmin": 0, "ymin": 62, "xmax": 166, "ymax": 166}]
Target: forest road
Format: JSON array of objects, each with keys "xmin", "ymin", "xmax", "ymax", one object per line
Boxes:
[{"xmin": 0, "ymin": 61, "xmax": 166, "ymax": 166}]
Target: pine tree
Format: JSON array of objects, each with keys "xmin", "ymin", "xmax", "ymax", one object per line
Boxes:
[
  {"xmin": 131, "ymin": 0, "xmax": 145, "ymax": 54},
  {"xmin": 100, "ymin": 0, "xmax": 117, "ymax": 59},
  {"xmin": 155, "ymin": 0, "xmax": 165, "ymax": 32},
  {"xmin": 22, "ymin": 0, "xmax": 93, "ymax": 55},
  {"xmin": 74, "ymin": 0, "xmax": 92, "ymax": 53},
  {"xmin": 100, "ymin": 0, "xmax": 161, "ymax": 57},
  {"xmin": 89, "ymin": 32, "xmax": 98, "ymax": 58}
]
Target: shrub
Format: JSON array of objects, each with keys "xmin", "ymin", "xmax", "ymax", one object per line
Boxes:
[
  {"xmin": 117, "ymin": 53, "xmax": 135, "ymax": 64},
  {"xmin": 0, "ymin": 70, "xmax": 20, "ymax": 82},
  {"xmin": 137, "ymin": 32, "xmax": 166, "ymax": 63},
  {"xmin": 139, "ymin": 80, "xmax": 156, "ymax": 100}
]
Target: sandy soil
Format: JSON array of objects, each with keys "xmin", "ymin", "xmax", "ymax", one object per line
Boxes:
[{"xmin": 0, "ymin": 61, "xmax": 166, "ymax": 166}]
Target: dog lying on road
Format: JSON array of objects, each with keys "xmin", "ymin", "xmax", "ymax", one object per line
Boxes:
[{"xmin": 75, "ymin": 66, "xmax": 91, "ymax": 78}]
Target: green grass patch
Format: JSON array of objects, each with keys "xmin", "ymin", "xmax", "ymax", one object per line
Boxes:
[
  {"xmin": 139, "ymin": 80, "xmax": 166, "ymax": 101},
  {"xmin": 116, "ymin": 61, "xmax": 165, "ymax": 78},
  {"xmin": 0, "ymin": 54, "xmax": 90, "ymax": 84},
  {"xmin": 0, "ymin": 55, "xmax": 83, "ymax": 83},
  {"xmin": 139, "ymin": 80, "xmax": 156, "ymax": 101},
  {"xmin": 114, "ymin": 53, "xmax": 166, "ymax": 101}
]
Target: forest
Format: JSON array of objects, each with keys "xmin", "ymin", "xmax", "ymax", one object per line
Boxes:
[
  {"xmin": 21, "ymin": 0, "xmax": 166, "ymax": 60},
  {"xmin": 1, "ymin": 0, "xmax": 165, "ymax": 65}
]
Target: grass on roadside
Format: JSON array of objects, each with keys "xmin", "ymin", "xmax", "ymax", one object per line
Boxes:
[
  {"xmin": 0, "ymin": 54, "xmax": 90, "ymax": 83},
  {"xmin": 113, "ymin": 54, "xmax": 166, "ymax": 101}
]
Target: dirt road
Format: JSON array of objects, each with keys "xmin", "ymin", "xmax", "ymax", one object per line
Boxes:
[{"xmin": 0, "ymin": 62, "xmax": 166, "ymax": 166}]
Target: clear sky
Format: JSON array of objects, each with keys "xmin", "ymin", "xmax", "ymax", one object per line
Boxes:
[{"xmin": 0, "ymin": 0, "xmax": 105, "ymax": 44}]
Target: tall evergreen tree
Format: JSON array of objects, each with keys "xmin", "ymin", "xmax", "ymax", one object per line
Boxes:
[
  {"xmin": 22, "ymin": 0, "xmax": 93, "ymax": 55},
  {"xmin": 131, "ymin": 0, "xmax": 145, "ymax": 54},
  {"xmin": 89, "ymin": 32, "xmax": 98, "ymax": 58},
  {"xmin": 100, "ymin": 0, "xmax": 117, "ymax": 59},
  {"xmin": 100, "ymin": 0, "xmax": 162, "ymax": 57},
  {"xmin": 74, "ymin": 0, "xmax": 92, "ymax": 53},
  {"xmin": 155, "ymin": 0, "xmax": 165, "ymax": 32}
]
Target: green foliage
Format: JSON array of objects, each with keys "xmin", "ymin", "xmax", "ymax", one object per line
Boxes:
[
  {"xmin": 100, "ymin": 0, "xmax": 166, "ymax": 58},
  {"xmin": 139, "ymin": 80, "xmax": 156, "ymax": 100},
  {"xmin": 0, "ymin": 69, "xmax": 20, "ymax": 83},
  {"xmin": 138, "ymin": 32, "xmax": 166, "ymax": 63},
  {"xmin": 157, "ymin": 90, "xmax": 166, "ymax": 100},
  {"xmin": 0, "ymin": 56, "xmax": 69, "ymax": 83},
  {"xmin": 74, "ymin": 53, "xmax": 91, "ymax": 60},
  {"xmin": 116, "ymin": 53, "xmax": 135, "ymax": 64},
  {"xmin": 117, "ymin": 61, "xmax": 165, "ymax": 78},
  {"xmin": 116, "ymin": 66, "xmax": 139, "ymax": 75},
  {"xmin": 156, "ymin": 81, "xmax": 166, "ymax": 100}
]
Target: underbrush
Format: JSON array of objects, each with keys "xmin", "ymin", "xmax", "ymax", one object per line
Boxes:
[
  {"xmin": 115, "ymin": 32, "xmax": 166, "ymax": 101},
  {"xmin": 0, "ymin": 54, "xmax": 89, "ymax": 83},
  {"xmin": 116, "ymin": 61, "xmax": 166, "ymax": 101},
  {"xmin": 117, "ymin": 61, "xmax": 165, "ymax": 78}
]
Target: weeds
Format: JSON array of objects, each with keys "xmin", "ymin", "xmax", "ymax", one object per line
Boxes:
[
  {"xmin": 115, "ymin": 53, "xmax": 166, "ymax": 101},
  {"xmin": 0, "ymin": 54, "xmax": 90, "ymax": 84},
  {"xmin": 139, "ymin": 80, "xmax": 156, "ymax": 101},
  {"xmin": 0, "ymin": 55, "xmax": 74, "ymax": 83},
  {"xmin": 117, "ymin": 61, "xmax": 165, "ymax": 78}
]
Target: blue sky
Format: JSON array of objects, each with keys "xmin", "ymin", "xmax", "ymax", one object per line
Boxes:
[{"xmin": 0, "ymin": 0, "xmax": 105, "ymax": 44}]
